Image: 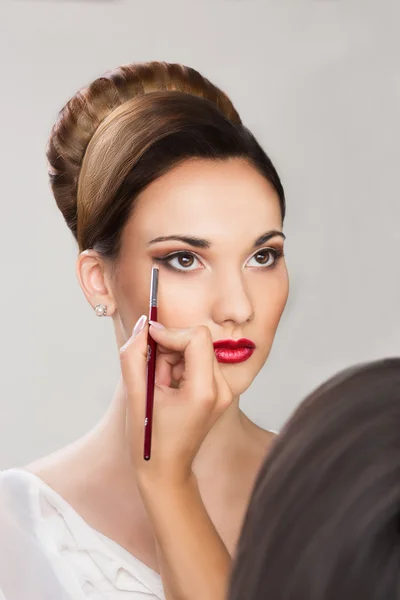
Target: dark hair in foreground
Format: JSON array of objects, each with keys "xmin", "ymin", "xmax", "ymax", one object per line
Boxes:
[{"xmin": 228, "ymin": 358, "xmax": 400, "ymax": 600}]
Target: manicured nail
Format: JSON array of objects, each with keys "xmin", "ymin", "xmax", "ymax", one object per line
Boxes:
[
  {"xmin": 133, "ymin": 315, "xmax": 147, "ymax": 337},
  {"xmin": 149, "ymin": 320, "xmax": 165, "ymax": 329}
]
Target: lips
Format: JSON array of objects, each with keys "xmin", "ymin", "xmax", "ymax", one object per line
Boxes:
[{"xmin": 213, "ymin": 339, "xmax": 256, "ymax": 364}]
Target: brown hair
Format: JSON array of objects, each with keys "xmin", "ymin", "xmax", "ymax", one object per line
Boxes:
[
  {"xmin": 228, "ymin": 358, "xmax": 400, "ymax": 600},
  {"xmin": 47, "ymin": 61, "xmax": 285, "ymax": 258}
]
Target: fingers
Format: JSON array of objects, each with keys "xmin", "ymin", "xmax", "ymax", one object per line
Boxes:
[
  {"xmin": 119, "ymin": 315, "xmax": 148, "ymax": 402},
  {"xmin": 149, "ymin": 324, "xmax": 219, "ymax": 406},
  {"xmin": 120, "ymin": 317, "xmax": 233, "ymax": 422},
  {"xmin": 212, "ymin": 353, "xmax": 234, "ymax": 413},
  {"xmin": 155, "ymin": 351, "xmax": 182, "ymax": 387}
]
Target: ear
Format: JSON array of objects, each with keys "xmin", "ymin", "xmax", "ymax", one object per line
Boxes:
[{"xmin": 76, "ymin": 250, "xmax": 116, "ymax": 316}]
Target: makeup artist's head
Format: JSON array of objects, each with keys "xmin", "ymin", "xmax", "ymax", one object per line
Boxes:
[
  {"xmin": 47, "ymin": 61, "xmax": 288, "ymax": 398},
  {"xmin": 228, "ymin": 358, "xmax": 400, "ymax": 600}
]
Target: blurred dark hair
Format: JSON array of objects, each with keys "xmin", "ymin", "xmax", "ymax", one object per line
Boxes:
[{"xmin": 228, "ymin": 358, "xmax": 400, "ymax": 600}]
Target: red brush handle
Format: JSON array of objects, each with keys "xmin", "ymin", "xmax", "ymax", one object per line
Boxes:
[{"xmin": 144, "ymin": 305, "xmax": 157, "ymax": 460}]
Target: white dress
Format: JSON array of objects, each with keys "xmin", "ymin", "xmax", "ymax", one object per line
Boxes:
[{"xmin": 0, "ymin": 469, "xmax": 165, "ymax": 600}]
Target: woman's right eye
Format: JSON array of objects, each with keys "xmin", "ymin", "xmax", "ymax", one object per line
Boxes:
[{"xmin": 156, "ymin": 251, "xmax": 203, "ymax": 272}]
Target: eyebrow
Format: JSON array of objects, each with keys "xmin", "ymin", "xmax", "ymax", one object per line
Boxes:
[{"xmin": 147, "ymin": 230, "xmax": 286, "ymax": 249}]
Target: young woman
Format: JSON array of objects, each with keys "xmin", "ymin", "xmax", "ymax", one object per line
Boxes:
[
  {"xmin": 228, "ymin": 358, "xmax": 400, "ymax": 600},
  {"xmin": 0, "ymin": 61, "xmax": 288, "ymax": 599}
]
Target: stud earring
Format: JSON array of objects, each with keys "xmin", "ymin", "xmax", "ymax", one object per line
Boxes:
[{"xmin": 94, "ymin": 304, "xmax": 107, "ymax": 317}]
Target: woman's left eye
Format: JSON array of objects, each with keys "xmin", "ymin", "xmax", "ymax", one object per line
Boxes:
[{"xmin": 247, "ymin": 248, "xmax": 279, "ymax": 268}]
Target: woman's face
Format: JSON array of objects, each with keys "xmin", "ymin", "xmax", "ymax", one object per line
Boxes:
[{"xmin": 113, "ymin": 158, "xmax": 288, "ymax": 397}]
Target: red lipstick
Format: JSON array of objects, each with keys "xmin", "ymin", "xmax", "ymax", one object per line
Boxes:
[{"xmin": 213, "ymin": 339, "xmax": 256, "ymax": 364}]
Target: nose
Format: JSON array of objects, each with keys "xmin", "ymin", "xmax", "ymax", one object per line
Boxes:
[{"xmin": 211, "ymin": 270, "xmax": 255, "ymax": 327}]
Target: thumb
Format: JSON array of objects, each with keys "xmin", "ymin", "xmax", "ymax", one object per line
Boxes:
[{"xmin": 119, "ymin": 314, "xmax": 148, "ymax": 401}]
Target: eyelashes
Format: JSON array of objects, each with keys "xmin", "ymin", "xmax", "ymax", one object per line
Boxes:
[
  {"xmin": 154, "ymin": 251, "xmax": 199, "ymax": 272},
  {"xmin": 248, "ymin": 247, "xmax": 284, "ymax": 268},
  {"xmin": 153, "ymin": 248, "xmax": 284, "ymax": 273},
  {"xmin": 153, "ymin": 247, "xmax": 284, "ymax": 273}
]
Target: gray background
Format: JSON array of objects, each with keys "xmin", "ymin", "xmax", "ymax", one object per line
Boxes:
[{"xmin": 0, "ymin": 0, "xmax": 399, "ymax": 468}]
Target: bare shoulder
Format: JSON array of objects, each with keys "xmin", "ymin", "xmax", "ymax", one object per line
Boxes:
[
  {"xmin": 24, "ymin": 442, "xmax": 79, "ymax": 479},
  {"xmin": 22, "ymin": 440, "xmax": 102, "ymax": 508}
]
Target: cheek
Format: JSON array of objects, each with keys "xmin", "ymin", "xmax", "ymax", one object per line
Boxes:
[
  {"xmin": 157, "ymin": 276, "xmax": 207, "ymax": 326},
  {"xmin": 114, "ymin": 264, "xmax": 151, "ymax": 323},
  {"xmin": 256, "ymin": 269, "xmax": 289, "ymax": 331},
  {"xmin": 115, "ymin": 285, "xmax": 150, "ymax": 333}
]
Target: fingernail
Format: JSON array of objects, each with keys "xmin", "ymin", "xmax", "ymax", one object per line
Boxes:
[
  {"xmin": 133, "ymin": 315, "xmax": 147, "ymax": 337},
  {"xmin": 149, "ymin": 320, "xmax": 165, "ymax": 329}
]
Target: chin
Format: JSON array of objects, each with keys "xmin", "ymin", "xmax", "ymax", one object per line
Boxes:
[
  {"xmin": 220, "ymin": 367, "xmax": 259, "ymax": 398},
  {"xmin": 219, "ymin": 355, "xmax": 268, "ymax": 398}
]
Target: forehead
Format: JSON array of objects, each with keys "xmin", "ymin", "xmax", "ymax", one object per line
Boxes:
[{"xmin": 126, "ymin": 158, "xmax": 282, "ymax": 243}]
